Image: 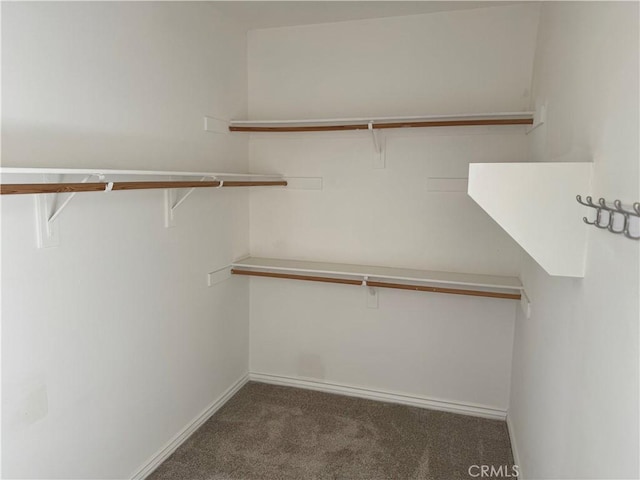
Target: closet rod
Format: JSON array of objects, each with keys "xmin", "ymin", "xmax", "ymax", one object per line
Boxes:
[
  {"xmin": 230, "ymin": 269, "xmax": 364, "ymax": 286},
  {"xmin": 230, "ymin": 269, "xmax": 521, "ymax": 300},
  {"xmin": 0, "ymin": 180, "xmax": 287, "ymax": 195},
  {"xmin": 365, "ymin": 280, "xmax": 521, "ymax": 300},
  {"xmin": 229, "ymin": 118, "xmax": 534, "ymax": 133}
]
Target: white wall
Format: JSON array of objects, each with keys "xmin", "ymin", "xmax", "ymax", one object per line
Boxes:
[
  {"xmin": 509, "ymin": 2, "xmax": 639, "ymax": 479},
  {"xmin": 2, "ymin": 3, "xmax": 247, "ymax": 172},
  {"xmin": 249, "ymin": 129, "xmax": 528, "ymax": 276},
  {"xmin": 2, "ymin": 3, "xmax": 250, "ymax": 478},
  {"xmin": 248, "ymin": 4, "xmax": 540, "ymax": 119},
  {"xmin": 248, "ymin": 5, "xmax": 540, "ymax": 413},
  {"xmin": 250, "ymin": 277, "xmax": 517, "ymax": 414}
]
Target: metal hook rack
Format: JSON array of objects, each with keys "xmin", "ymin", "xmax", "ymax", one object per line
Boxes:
[{"xmin": 576, "ymin": 195, "xmax": 640, "ymax": 240}]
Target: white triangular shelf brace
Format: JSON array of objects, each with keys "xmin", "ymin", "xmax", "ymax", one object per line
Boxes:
[{"xmin": 468, "ymin": 162, "xmax": 593, "ymax": 277}]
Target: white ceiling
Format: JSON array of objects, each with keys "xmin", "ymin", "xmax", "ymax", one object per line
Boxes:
[{"xmin": 212, "ymin": 1, "xmax": 522, "ymax": 30}]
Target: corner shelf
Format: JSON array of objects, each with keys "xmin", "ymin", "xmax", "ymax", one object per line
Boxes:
[
  {"xmin": 231, "ymin": 257, "xmax": 522, "ymax": 300},
  {"xmin": 468, "ymin": 162, "xmax": 593, "ymax": 278}
]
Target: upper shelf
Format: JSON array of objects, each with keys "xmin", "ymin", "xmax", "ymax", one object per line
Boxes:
[
  {"xmin": 0, "ymin": 167, "xmax": 286, "ymax": 195},
  {"xmin": 468, "ymin": 162, "xmax": 593, "ymax": 278},
  {"xmin": 0, "ymin": 167, "xmax": 282, "ymax": 180},
  {"xmin": 229, "ymin": 112, "xmax": 534, "ymax": 132},
  {"xmin": 1, "ymin": 168, "xmax": 287, "ymax": 247},
  {"xmin": 231, "ymin": 256, "xmax": 522, "ymax": 300}
]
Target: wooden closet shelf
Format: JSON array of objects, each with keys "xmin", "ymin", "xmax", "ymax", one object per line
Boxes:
[
  {"xmin": 229, "ymin": 112, "xmax": 534, "ymax": 133},
  {"xmin": 231, "ymin": 257, "xmax": 522, "ymax": 301},
  {"xmin": 0, "ymin": 169, "xmax": 288, "ymax": 243},
  {"xmin": 0, "ymin": 180, "xmax": 287, "ymax": 195}
]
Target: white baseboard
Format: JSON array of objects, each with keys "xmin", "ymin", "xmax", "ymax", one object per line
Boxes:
[
  {"xmin": 506, "ymin": 414, "xmax": 524, "ymax": 479},
  {"xmin": 249, "ymin": 372, "xmax": 507, "ymax": 420},
  {"xmin": 130, "ymin": 373, "xmax": 249, "ymax": 480}
]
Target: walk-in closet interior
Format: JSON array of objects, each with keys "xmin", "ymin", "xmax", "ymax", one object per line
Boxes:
[{"xmin": 1, "ymin": 1, "xmax": 638, "ymax": 479}]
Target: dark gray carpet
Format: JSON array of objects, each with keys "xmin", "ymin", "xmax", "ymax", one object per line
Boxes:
[{"xmin": 148, "ymin": 382, "xmax": 514, "ymax": 480}]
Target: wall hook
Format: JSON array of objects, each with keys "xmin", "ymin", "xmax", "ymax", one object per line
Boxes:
[
  {"xmin": 577, "ymin": 194, "xmax": 640, "ymax": 240},
  {"xmin": 624, "ymin": 202, "xmax": 640, "ymax": 239},
  {"xmin": 576, "ymin": 194, "xmax": 591, "ymax": 207},
  {"xmin": 581, "ymin": 196, "xmax": 608, "ymax": 228},
  {"xmin": 597, "ymin": 198, "xmax": 623, "ymax": 233},
  {"xmin": 594, "ymin": 210, "xmax": 609, "ymax": 228},
  {"xmin": 578, "ymin": 195, "xmax": 600, "ymax": 225},
  {"xmin": 582, "ymin": 208, "xmax": 602, "ymax": 226},
  {"xmin": 624, "ymin": 222, "xmax": 640, "ymax": 240},
  {"xmin": 590, "ymin": 198, "xmax": 609, "ymax": 229},
  {"xmin": 606, "ymin": 200, "xmax": 628, "ymax": 234}
]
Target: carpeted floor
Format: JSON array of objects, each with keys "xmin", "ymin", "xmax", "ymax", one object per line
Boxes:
[{"xmin": 148, "ymin": 382, "xmax": 514, "ymax": 480}]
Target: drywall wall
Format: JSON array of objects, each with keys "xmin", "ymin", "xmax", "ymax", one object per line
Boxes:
[
  {"xmin": 509, "ymin": 3, "xmax": 639, "ymax": 479},
  {"xmin": 250, "ymin": 129, "xmax": 528, "ymax": 275},
  {"xmin": 248, "ymin": 5, "xmax": 540, "ymax": 413},
  {"xmin": 250, "ymin": 277, "xmax": 517, "ymax": 416},
  {"xmin": 248, "ymin": 4, "xmax": 540, "ymax": 119},
  {"xmin": 2, "ymin": 3, "xmax": 250, "ymax": 478},
  {"xmin": 248, "ymin": 3, "xmax": 540, "ymax": 274}
]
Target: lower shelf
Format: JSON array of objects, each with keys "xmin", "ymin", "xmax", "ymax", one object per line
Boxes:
[{"xmin": 231, "ymin": 257, "xmax": 522, "ymax": 300}]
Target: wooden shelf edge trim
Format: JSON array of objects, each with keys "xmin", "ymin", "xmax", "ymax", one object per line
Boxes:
[
  {"xmin": 231, "ymin": 269, "xmax": 521, "ymax": 300},
  {"xmin": 0, "ymin": 180, "xmax": 287, "ymax": 195},
  {"xmin": 229, "ymin": 118, "xmax": 533, "ymax": 133}
]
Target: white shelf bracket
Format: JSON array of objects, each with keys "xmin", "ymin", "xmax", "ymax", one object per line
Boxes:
[
  {"xmin": 363, "ymin": 277, "xmax": 379, "ymax": 308},
  {"xmin": 35, "ymin": 174, "xmax": 99, "ymax": 248},
  {"xmin": 35, "ymin": 194, "xmax": 59, "ymax": 248},
  {"xmin": 368, "ymin": 122, "xmax": 386, "ymax": 169},
  {"xmin": 47, "ymin": 174, "xmax": 98, "ymax": 224},
  {"xmin": 368, "ymin": 122, "xmax": 381, "ymax": 153},
  {"xmin": 165, "ymin": 176, "xmax": 215, "ymax": 228},
  {"xmin": 519, "ymin": 289, "xmax": 531, "ymax": 319},
  {"xmin": 526, "ymin": 103, "xmax": 546, "ymax": 135}
]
